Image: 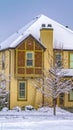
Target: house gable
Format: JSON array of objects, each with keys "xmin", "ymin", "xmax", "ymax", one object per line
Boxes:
[{"xmin": 15, "ymin": 35, "xmax": 45, "ymax": 78}]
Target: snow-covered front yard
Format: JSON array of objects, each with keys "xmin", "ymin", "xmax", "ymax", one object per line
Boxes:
[{"xmin": 0, "ymin": 106, "xmax": 73, "ymax": 130}]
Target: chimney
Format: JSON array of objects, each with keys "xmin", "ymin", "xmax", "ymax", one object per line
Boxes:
[
  {"xmin": 40, "ymin": 24, "xmax": 53, "ymax": 69},
  {"xmin": 40, "ymin": 24, "xmax": 53, "ymax": 51}
]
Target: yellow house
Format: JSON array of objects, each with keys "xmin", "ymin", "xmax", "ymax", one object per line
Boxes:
[{"xmin": 0, "ymin": 14, "xmax": 73, "ymax": 109}]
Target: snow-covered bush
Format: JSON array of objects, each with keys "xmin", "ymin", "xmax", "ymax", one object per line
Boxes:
[
  {"xmin": 1, "ymin": 107, "xmax": 9, "ymax": 111},
  {"xmin": 25, "ymin": 105, "xmax": 34, "ymax": 111},
  {"xmin": 12, "ymin": 106, "xmax": 21, "ymax": 112}
]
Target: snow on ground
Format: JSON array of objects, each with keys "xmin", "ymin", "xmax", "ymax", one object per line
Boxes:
[{"xmin": 0, "ymin": 106, "xmax": 73, "ymax": 130}]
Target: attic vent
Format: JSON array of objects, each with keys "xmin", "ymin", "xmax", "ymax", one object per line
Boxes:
[
  {"xmin": 65, "ymin": 26, "xmax": 68, "ymax": 28},
  {"xmin": 42, "ymin": 24, "xmax": 46, "ymax": 28},
  {"xmin": 47, "ymin": 24, "xmax": 52, "ymax": 28}
]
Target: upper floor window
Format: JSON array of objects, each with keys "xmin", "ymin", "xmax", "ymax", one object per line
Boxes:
[
  {"xmin": 55, "ymin": 52, "xmax": 62, "ymax": 67},
  {"xmin": 70, "ymin": 53, "xmax": 73, "ymax": 68},
  {"xmin": 26, "ymin": 52, "xmax": 34, "ymax": 67}
]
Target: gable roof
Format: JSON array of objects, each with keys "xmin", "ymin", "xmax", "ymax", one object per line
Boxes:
[
  {"xmin": 0, "ymin": 14, "xmax": 73, "ymax": 50},
  {"xmin": 15, "ymin": 34, "xmax": 46, "ymax": 50}
]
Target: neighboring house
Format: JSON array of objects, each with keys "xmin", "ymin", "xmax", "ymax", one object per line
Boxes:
[{"xmin": 0, "ymin": 14, "xmax": 73, "ymax": 109}]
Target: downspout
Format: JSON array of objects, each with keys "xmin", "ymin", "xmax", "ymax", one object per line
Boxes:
[
  {"xmin": 8, "ymin": 49, "xmax": 11, "ymax": 109},
  {"xmin": 42, "ymin": 50, "xmax": 45, "ymax": 106}
]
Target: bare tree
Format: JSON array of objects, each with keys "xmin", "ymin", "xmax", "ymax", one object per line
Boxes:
[
  {"xmin": 0, "ymin": 53, "xmax": 9, "ymax": 110},
  {"xmin": 33, "ymin": 51, "xmax": 73, "ymax": 115},
  {"xmin": 0, "ymin": 72, "xmax": 9, "ymax": 110}
]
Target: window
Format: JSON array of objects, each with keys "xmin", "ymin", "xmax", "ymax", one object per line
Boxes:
[
  {"xmin": 2, "ymin": 52, "xmax": 5, "ymax": 70},
  {"xmin": 70, "ymin": 53, "xmax": 73, "ymax": 68},
  {"xmin": 69, "ymin": 90, "xmax": 73, "ymax": 101},
  {"xmin": 55, "ymin": 53, "xmax": 62, "ymax": 67},
  {"xmin": 26, "ymin": 52, "xmax": 34, "ymax": 66},
  {"xmin": 18, "ymin": 81, "xmax": 26, "ymax": 100}
]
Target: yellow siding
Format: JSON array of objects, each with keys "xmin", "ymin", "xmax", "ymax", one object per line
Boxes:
[
  {"xmin": 1, "ymin": 27, "xmax": 73, "ymax": 109},
  {"xmin": 40, "ymin": 28, "xmax": 53, "ymax": 70},
  {"xmin": 63, "ymin": 51, "xmax": 69, "ymax": 68}
]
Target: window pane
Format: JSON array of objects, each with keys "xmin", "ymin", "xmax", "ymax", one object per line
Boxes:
[
  {"xmin": 20, "ymin": 83, "xmax": 25, "ymax": 89},
  {"xmin": 55, "ymin": 53, "xmax": 62, "ymax": 67},
  {"xmin": 70, "ymin": 62, "xmax": 73, "ymax": 68},
  {"xmin": 20, "ymin": 91, "xmax": 25, "ymax": 98},
  {"xmin": 70, "ymin": 54, "xmax": 73, "ymax": 68},
  {"xmin": 27, "ymin": 60, "xmax": 33, "ymax": 66},
  {"xmin": 18, "ymin": 82, "xmax": 26, "ymax": 99},
  {"xmin": 56, "ymin": 54, "xmax": 61, "ymax": 60},
  {"xmin": 27, "ymin": 53, "xmax": 32, "ymax": 59},
  {"xmin": 69, "ymin": 90, "xmax": 73, "ymax": 100},
  {"xmin": 70, "ymin": 54, "xmax": 73, "ymax": 61},
  {"xmin": 26, "ymin": 52, "xmax": 33, "ymax": 66}
]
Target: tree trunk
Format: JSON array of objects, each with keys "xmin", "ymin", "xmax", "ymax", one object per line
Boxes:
[{"xmin": 53, "ymin": 98, "xmax": 56, "ymax": 116}]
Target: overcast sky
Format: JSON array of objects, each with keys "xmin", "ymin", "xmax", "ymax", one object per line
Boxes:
[{"xmin": 0, "ymin": 0, "xmax": 73, "ymax": 42}]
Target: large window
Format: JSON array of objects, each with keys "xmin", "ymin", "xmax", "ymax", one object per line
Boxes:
[
  {"xmin": 69, "ymin": 90, "xmax": 73, "ymax": 101},
  {"xmin": 55, "ymin": 52, "xmax": 62, "ymax": 67},
  {"xmin": 18, "ymin": 81, "xmax": 26, "ymax": 100},
  {"xmin": 26, "ymin": 52, "xmax": 34, "ymax": 67},
  {"xmin": 70, "ymin": 53, "xmax": 73, "ymax": 68}
]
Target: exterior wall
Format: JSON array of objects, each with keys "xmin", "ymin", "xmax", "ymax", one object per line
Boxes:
[
  {"xmin": 64, "ymin": 93, "xmax": 73, "ymax": 107},
  {"xmin": 63, "ymin": 51, "xmax": 69, "ymax": 68},
  {"xmin": 54, "ymin": 50, "xmax": 73, "ymax": 107},
  {"xmin": 1, "ymin": 27, "xmax": 73, "ymax": 109},
  {"xmin": 9, "ymin": 29, "xmax": 53, "ymax": 109},
  {"xmin": 5, "ymin": 49, "xmax": 43, "ymax": 109},
  {"xmin": 9, "ymin": 36, "xmax": 45, "ymax": 109},
  {"xmin": 62, "ymin": 51, "xmax": 73, "ymax": 107},
  {"xmin": 10, "ymin": 78, "xmax": 42, "ymax": 109}
]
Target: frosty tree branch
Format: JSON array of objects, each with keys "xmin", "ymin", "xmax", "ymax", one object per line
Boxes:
[{"xmin": 33, "ymin": 50, "xmax": 73, "ymax": 115}]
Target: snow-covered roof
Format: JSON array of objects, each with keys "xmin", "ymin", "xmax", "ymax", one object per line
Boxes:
[
  {"xmin": 0, "ymin": 14, "xmax": 73, "ymax": 50},
  {"xmin": 8, "ymin": 34, "xmax": 46, "ymax": 50},
  {"xmin": 59, "ymin": 69, "xmax": 73, "ymax": 77}
]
